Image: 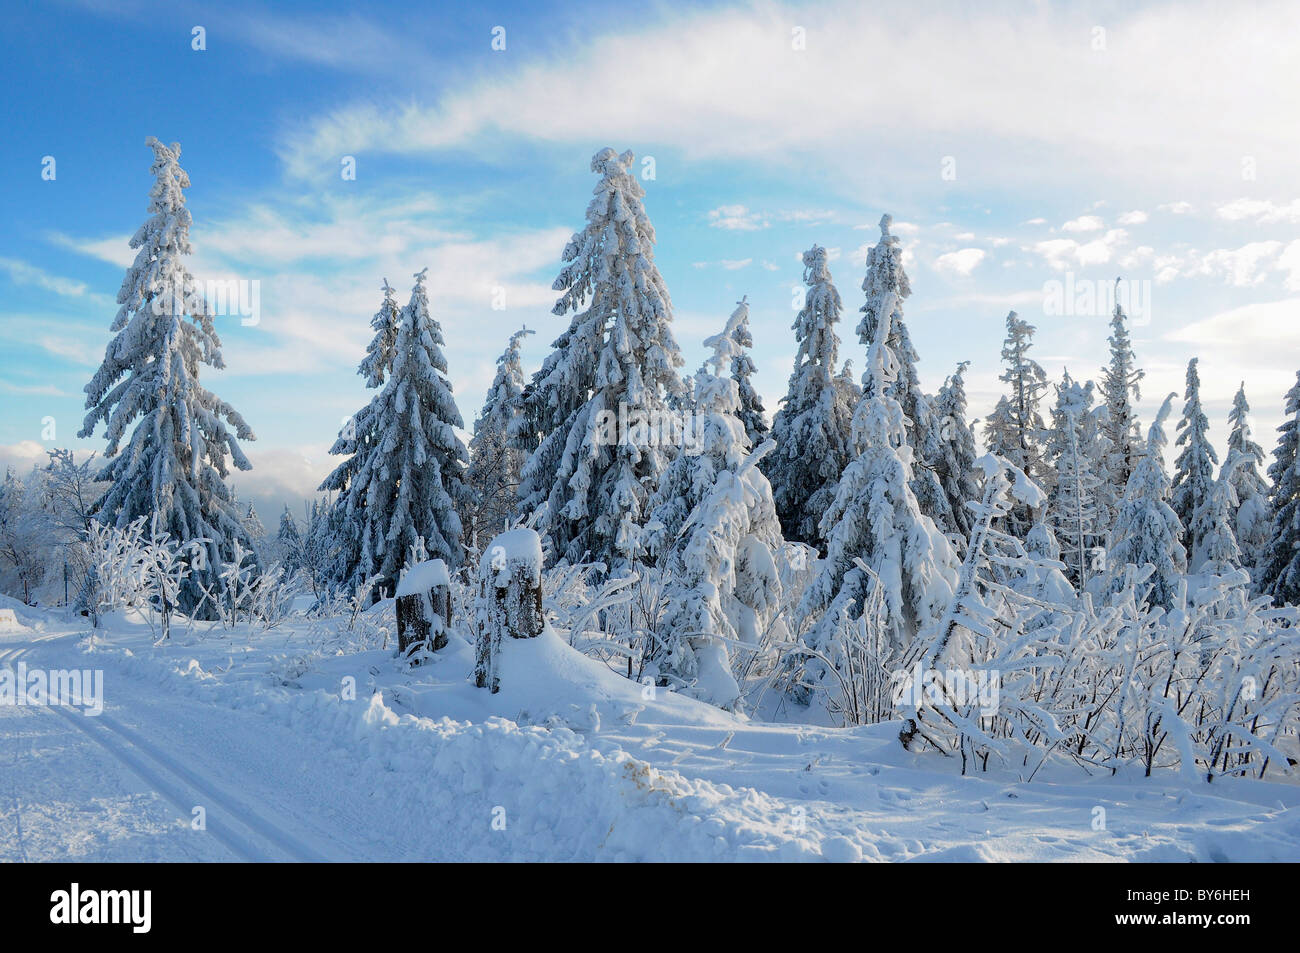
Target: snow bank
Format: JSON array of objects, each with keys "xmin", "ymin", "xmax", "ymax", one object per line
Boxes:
[{"xmin": 75, "ymin": 627, "xmax": 824, "ymax": 861}]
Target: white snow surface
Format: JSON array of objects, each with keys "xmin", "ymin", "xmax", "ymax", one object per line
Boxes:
[{"xmin": 1, "ymin": 598, "xmax": 1298, "ymax": 862}]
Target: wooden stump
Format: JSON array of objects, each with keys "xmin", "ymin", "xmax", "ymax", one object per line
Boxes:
[
  {"xmin": 474, "ymin": 530, "xmax": 545, "ymax": 694},
  {"xmin": 395, "ymin": 559, "xmax": 451, "ymax": 658}
]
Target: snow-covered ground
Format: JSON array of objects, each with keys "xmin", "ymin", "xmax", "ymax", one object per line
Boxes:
[{"xmin": 2, "ymin": 596, "xmax": 1298, "ymax": 863}]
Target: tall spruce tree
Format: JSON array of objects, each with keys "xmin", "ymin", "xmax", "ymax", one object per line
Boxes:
[
  {"xmin": 1099, "ymin": 289, "xmax": 1144, "ymax": 497},
  {"xmin": 929, "ymin": 361, "xmax": 981, "ymax": 540},
  {"xmin": 1171, "ymin": 358, "xmax": 1217, "ymax": 570},
  {"xmin": 1261, "ymin": 372, "xmax": 1300, "ymax": 604},
  {"xmin": 798, "ymin": 290, "xmax": 959, "ymax": 689},
  {"xmin": 1223, "ymin": 382, "xmax": 1271, "ymax": 578},
  {"xmin": 513, "ymin": 148, "xmax": 685, "ymax": 570},
  {"xmin": 1103, "ymin": 393, "xmax": 1186, "ymax": 610},
  {"xmin": 79, "ymin": 137, "xmax": 257, "ymax": 613},
  {"xmin": 645, "ymin": 308, "xmax": 784, "ymax": 709},
  {"xmin": 465, "ymin": 327, "xmax": 533, "ymax": 545},
  {"xmin": 1045, "ymin": 371, "xmax": 1101, "ymax": 587},
  {"xmin": 857, "ymin": 214, "xmax": 952, "ymax": 532},
  {"xmin": 985, "ymin": 312, "xmax": 1048, "ymax": 476},
  {"xmin": 983, "ymin": 311, "xmax": 1048, "ymax": 536},
  {"xmin": 319, "ymin": 270, "xmax": 470, "ymax": 598},
  {"xmin": 764, "ymin": 245, "xmax": 857, "ymax": 549},
  {"xmin": 728, "ymin": 296, "xmax": 770, "ymax": 447}
]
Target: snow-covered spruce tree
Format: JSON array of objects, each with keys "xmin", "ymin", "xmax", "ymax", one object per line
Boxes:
[
  {"xmin": 1223, "ymin": 382, "xmax": 1272, "ymax": 578},
  {"xmin": 983, "ymin": 311, "xmax": 1048, "ymax": 535},
  {"xmin": 644, "ymin": 310, "xmax": 785, "ymax": 710},
  {"xmin": 794, "ymin": 291, "xmax": 959, "ymax": 703},
  {"xmin": 1171, "ymin": 358, "xmax": 1218, "ymax": 568},
  {"xmin": 764, "ymin": 245, "xmax": 857, "ymax": 549},
  {"xmin": 727, "ymin": 296, "xmax": 770, "ymax": 447},
  {"xmin": 78, "ymin": 137, "xmax": 257, "ymax": 615},
  {"xmin": 512, "ymin": 148, "xmax": 685, "ymax": 570},
  {"xmin": 1198, "ymin": 458, "xmax": 1244, "ymax": 575},
  {"xmin": 1098, "ymin": 290, "xmax": 1145, "ymax": 497},
  {"xmin": 1261, "ymin": 371, "xmax": 1300, "ymax": 605},
  {"xmin": 1045, "ymin": 371, "xmax": 1101, "ymax": 588},
  {"xmin": 1101, "ymin": 393, "xmax": 1187, "ymax": 610},
  {"xmin": 319, "ymin": 270, "xmax": 470, "ymax": 600},
  {"xmin": 465, "ymin": 326, "xmax": 533, "ymax": 545},
  {"xmin": 240, "ymin": 500, "xmax": 265, "ymax": 544},
  {"xmin": 985, "ymin": 311, "xmax": 1048, "ymax": 477},
  {"xmin": 928, "ymin": 361, "xmax": 981, "ymax": 541},
  {"xmin": 857, "ymin": 214, "xmax": 953, "ymax": 534},
  {"xmin": 275, "ymin": 505, "xmax": 302, "ymax": 576}
]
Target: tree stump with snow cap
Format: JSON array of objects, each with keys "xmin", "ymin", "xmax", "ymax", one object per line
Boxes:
[
  {"xmin": 395, "ymin": 559, "xmax": 451, "ymax": 658},
  {"xmin": 474, "ymin": 529, "xmax": 545, "ymax": 694}
]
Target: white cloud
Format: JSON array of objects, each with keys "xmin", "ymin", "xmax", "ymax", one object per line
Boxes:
[
  {"xmin": 1215, "ymin": 197, "xmax": 1300, "ymax": 225},
  {"xmin": 934, "ymin": 248, "xmax": 986, "ymax": 277},
  {"xmin": 707, "ymin": 205, "xmax": 766, "ymax": 231},
  {"xmin": 1165, "ymin": 299, "xmax": 1300, "ymax": 403},
  {"xmin": 1188, "ymin": 241, "xmax": 1284, "ymax": 287},
  {"xmin": 1278, "ymin": 240, "xmax": 1300, "ymax": 290},
  {"xmin": 276, "ymin": 1, "xmax": 1300, "ymax": 198},
  {"xmin": 0, "ymin": 257, "xmax": 97, "ymax": 300},
  {"xmin": 1117, "ymin": 210, "xmax": 1149, "ymax": 225},
  {"xmin": 1159, "ymin": 201, "xmax": 1195, "ymax": 215},
  {"xmin": 1062, "ymin": 215, "xmax": 1104, "ymax": 233},
  {"xmin": 1031, "ymin": 230, "xmax": 1127, "ymax": 271},
  {"xmin": 47, "ymin": 232, "xmax": 135, "ymax": 269}
]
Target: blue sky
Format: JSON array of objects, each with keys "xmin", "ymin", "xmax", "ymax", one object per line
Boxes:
[{"xmin": 3, "ymin": 0, "xmax": 1300, "ymax": 523}]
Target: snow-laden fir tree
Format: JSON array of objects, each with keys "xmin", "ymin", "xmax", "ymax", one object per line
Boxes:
[
  {"xmin": 1171, "ymin": 358, "xmax": 1218, "ymax": 568},
  {"xmin": 1261, "ymin": 371, "xmax": 1300, "ymax": 605},
  {"xmin": 465, "ymin": 326, "xmax": 533, "ymax": 545},
  {"xmin": 78, "ymin": 137, "xmax": 257, "ymax": 614},
  {"xmin": 983, "ymin": 311, "xmax": 1048, "ymax": 536},
  {"xmin": 984, "ymin": 311, "xmax": 1048, "ymax": 478},
  {"xmin": 856, "ymin": 214, "xmax": 953, "ymax": 534},
  {"xmin": 764, "ymin": 245, "xmax": 857, "ymax": 549},
  {"xmin": 727, "ymin": 296, "xmax": 770, "ymax": 447},
  {"xmin": 928, "ymin": 361, "xmax": 981, "ymax": 541},
  {"xmin": 1223, "ymin": 382, "xmax": 1271, "ymax": 578},
  {"xmin": 644, "ymin": 308, "xmax": 785, "ymax": 710},
  {"xmin": 239, "ymin": 501, "xmax": 265, "ymax": 555},
  {"xmin": 1098, "ymin": 288, "xmax": 1145, "ymax": 497},
  {"xmin": 512, "ymin": 148, "xmax": 685, "ymax": 570},
  {"xmin": 275, "ymin": 505, "xmax": 302, "ymax": 576},
  {"xmin": 1198, "ymin": 458, "xmax": 1244, "ymax": 575},
  {"xmin": 1045, "ymin": 371, "xmax": 1101, "ymax": 587},
  {"xmin": 1101, "ymin": 393, "xmax": 1186, "ymax": 610},
  {"xmin": 319, "ymin": 270, "xmax": 470, "ymax": 598},
  {"xmin": 796, "ymin": 290, "xmax": 959, "ymax": 700}
]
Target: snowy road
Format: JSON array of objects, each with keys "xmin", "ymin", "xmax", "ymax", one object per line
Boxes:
[{"xmin": 3, "ymin": 608, "xmax": 1299, "ymax": 862}]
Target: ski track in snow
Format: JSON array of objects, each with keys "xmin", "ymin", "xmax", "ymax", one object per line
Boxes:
[{"xmin": 1, "ymin": 608, "xmax": 1298, "ymax": 863}]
